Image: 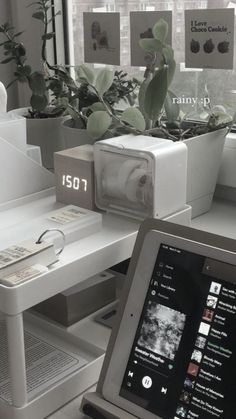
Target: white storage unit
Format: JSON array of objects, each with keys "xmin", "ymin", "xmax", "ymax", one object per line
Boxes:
[{"xmin": 0, "ymin": 188, "xmax": 191, "ymax": 419}]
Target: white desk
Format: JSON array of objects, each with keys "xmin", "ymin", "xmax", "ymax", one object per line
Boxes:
[
  {"xmin": 47, "ymin": 197, "xmax": 236, "ymax": 419},
  {"xmin": 0, "ymin": 192, "xmax": 235, "ymax": 419}
]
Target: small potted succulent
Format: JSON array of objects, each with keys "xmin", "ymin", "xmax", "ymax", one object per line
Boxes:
[
  {"xmin": 61, "ymin": 66, "xmax": 139, "ymax": 148},
  {"xmin": 82, "ymin": 19, "xmax": 232, "ymax": 218},
  {"xmin": 0, "ymin": 0, "xmax": 76, "ymax": 169}
]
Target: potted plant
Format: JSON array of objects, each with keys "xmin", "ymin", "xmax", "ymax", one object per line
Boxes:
[
  {"xmin": 81, "ymin": 19, "xmax": 232, "ymax": 218},
  {"xmin": 0, "ymin": 0, "xmax": 76, "ymax": 169},
  {"xmin": 61, "ymin": 66, "xmax": 139, "ymax": 148}
]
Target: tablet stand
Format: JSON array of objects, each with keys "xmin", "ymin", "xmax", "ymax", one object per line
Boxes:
[{"xmin": 82, "ymin": 392, "xmax": 137, "ymax": 419}]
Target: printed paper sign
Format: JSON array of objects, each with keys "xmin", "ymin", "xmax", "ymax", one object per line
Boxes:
[
  {"xmin": 130, "ymin": 11, "xmax": 172, "ymax": 67},
  {"xmin": 185, "ymin": 9, "xmax": 235, "ymax": 70},
  {"xmin": 47, "ymin": 207, "xmax": 87, "ymax": 225},
  {"xmin": 83, "ymin": 12, "xmax": 120, "ymax": 65}
]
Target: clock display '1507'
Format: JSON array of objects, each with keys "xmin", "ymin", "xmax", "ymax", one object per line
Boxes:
[{"xmin": 62, "ymin": 175, "xmax": 88, "ymax": 192}]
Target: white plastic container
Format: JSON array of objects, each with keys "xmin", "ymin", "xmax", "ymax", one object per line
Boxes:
[
  {"xmin": 94, "ymin": 135, "xmax": 187, "ymax": 219},
  {"xmin": 0, "ymin": 112, "xmax": 27, "ymax": 153}
]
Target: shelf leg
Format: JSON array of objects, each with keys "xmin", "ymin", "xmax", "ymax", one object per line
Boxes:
[{"xmin": 6, "ymin": 313, "xmax": 27, "ymax": 407}]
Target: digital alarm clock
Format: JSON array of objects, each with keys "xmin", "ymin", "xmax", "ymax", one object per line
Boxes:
[
  {"xmin": 54, "ymin": 145, "xmax": 96, "ymax": 210},
  {"xmin": 94, "ymin": 135, "xmax": 188, "ymax": 219}
]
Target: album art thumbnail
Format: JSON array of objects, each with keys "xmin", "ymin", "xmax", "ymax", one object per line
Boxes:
[
  {"xmin": 184, "ymin": 377, "xmax": 195, "ymax": 390},
  {"xmin": 195, "ymin": 335, "xmax": 206, "ymax": 350},
  {"xmin": 191, "ymin": 349, "xmax": 202, "ymax": 363},
  {"xmin": 202, "ymin": 308, "xmax": 214, "ymax": 322},
  {"xmin": 210, "ymin": 281, "xmax": 222, "ymax": 295},
  {"xmin": 206, "ymin": 295, "xmax": 218, "ymax": 309},
  {"xmin": 176, "ymin": 405, "xmax": 187, "ymax": 418},
  {"xmin": 187, "ymin": 362, "xmax": 199, "ymax": 377},
  {"xmin": 180, "ymin": 390, "xmax": 191, "ymax": 404},
  {"xmin": 198, "ymin": 322, "xmax": 210, "ymax": 336},
  {"xmin": 137, "ymin": 302, "xmax": 186, "ymax": 360}
]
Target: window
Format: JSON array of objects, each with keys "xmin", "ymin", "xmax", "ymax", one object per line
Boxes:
[{"xmin": 65, "ymin": 0, "xmax": 236, "ymax": 115}]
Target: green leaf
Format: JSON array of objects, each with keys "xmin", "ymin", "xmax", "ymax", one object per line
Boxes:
[
  {"xmin": 121, "ymin": 107, "xmax": 146, "ymax": 131},
  {"xmin": 4, "ymin": 41, "xmax": 16, "ymax": 50},
  {"xmin": 144, "ymin": 66, "xmax": 168, "ymax": 121},
  {"xmin": 163, "ymin": 46, "xmax": 174, "ymax": 63},
  {"xmin": 152, "ymin": 19, "xmax": 168, "ymax": 43},
  {"xmin": 139, "ymin": 38, "xmax": 163, "ymax": 53},
  {"xmin": 90, "ymin": 102, "xmax": 106, "ymax": 112},
  {"xmin": 57, "ymin": 69, "xmax": 77, "ymax": 90},
  {"xmin": 95, "ymin": 69, "xmax": 114, "ymax": 96},
  {"xmin": 27, "ymin": 2, "xmax": 42, "ymax": 7},
  {"xmin": 2, "ymin": 22, "xmax": 11, "ymax": 31},
  {"xmin": 87, "ymin": 111, "xmax": 112, "ymax": 140},
  {"xmin": 1, "ymin": 57, "xmax": 14, "ymax": 64},
  {"xmin": 32, "ymin": 11, "xmax": 45, "ymax": 21},
  {"xmin": 30, "ymin": 94, "xmax": 48, "ymax": 112},
  {"xmin": 13, "ymin": 31, "xmax": 24, "ymax": 38},
  {"xmin": 29, "ymin": 71, "xmax": 46, "ymax": 95},
  {"xmin": 76, "ymin": 64, "xmax": 94, "ymax": 85},
  {"xmin": 167, "ymin": 59, "xmax": 176, "ymax": 87},
  {"xmin": 48, "ymin": 79, "xmax": 63, "ymax": 95},
  {"xmin": 17, "ymin": 65, "xmax": 32, "ymax": 77},
  {"xmin": 165, "ymin": 91, "xmax": 180, "ymax": 122},
  {"xmin": 42, "ymin": 32, "xmax": 55, "ymax": 40},
  {"xmin": 16, "ymin": 44, "xmax": 26, "ymax": 57},
  {"xmin": 138, "ymin": 78, "xmax": 150, "ymax": 118}
]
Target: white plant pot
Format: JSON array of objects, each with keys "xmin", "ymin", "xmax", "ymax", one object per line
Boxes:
[
  {"xmin": 184, "ymin": 127, "xmax": 227, "ymax": 218},
  {"xmin": 9, "ymin": 108, "xmax": 67, "ymax": 170},
  {"xmin": 62, "ymin": 118, "xmax": 95, "ymax": 149},
  {"xmin": 215, "ymin": 132, "xmax": 236, "ymax": 202}
]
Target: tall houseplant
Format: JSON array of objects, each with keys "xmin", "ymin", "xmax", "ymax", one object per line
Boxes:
[
  {"xmin": 0, "ymin": 0, "xmax": 77, "ymax": 169},
  {"xmin": 83, "ymin": 19, "xmax": 232, "ymax": 217}
]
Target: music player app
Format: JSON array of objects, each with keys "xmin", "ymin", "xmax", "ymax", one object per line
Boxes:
[{"xmin": 120, "ymin": 244, "xmax": 236, "ymax": 419}]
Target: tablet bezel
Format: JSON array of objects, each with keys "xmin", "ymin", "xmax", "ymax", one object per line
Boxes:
[{"xmin": 102, "ymin": 229, "xmax": 236, "ymax": 419}]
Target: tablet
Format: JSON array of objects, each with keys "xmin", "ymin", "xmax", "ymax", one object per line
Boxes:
[{"xmin": 102, "ymin": 227, "xmax": 236, "ymax": 419}]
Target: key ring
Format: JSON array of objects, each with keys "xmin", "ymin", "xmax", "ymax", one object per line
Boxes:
[{"xmin": 36, "ymin": 229, "xmax": 66, "ymax": 256}]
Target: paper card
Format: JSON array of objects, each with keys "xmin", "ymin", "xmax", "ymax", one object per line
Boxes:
[
  {"xmin": 1, "ymin": 264, "xmax": 48, "ymax": 286},
  {"xmin": 185, "ymin": 9, "xmax": 235, "ymax": 70},
  {"xmin": 130, "ymin": 11, "xmax": 172, "ymax": 67},
  {"xmin": 47, "ymin": 207, "xmax": 87, "ymax": 225},
  {"xmin": 0, "ymin": 241, "xmax": 52, "ymax": 269},
  {"xmin": 83, "ymin": 12, "xmax": 120, "ymax": 65}
]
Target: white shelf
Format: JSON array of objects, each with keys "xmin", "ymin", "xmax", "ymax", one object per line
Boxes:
[
  {"xmin": 0, "ymin": 189, "xmax": 140, "ymax": 418},
  {"xmin": 0, "ymin": 191, "xmax": 140, "ymax": 315}
]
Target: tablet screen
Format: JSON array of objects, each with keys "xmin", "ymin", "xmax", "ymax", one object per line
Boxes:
[{"xmin": 120, "ymin": 243, "xmax": 236, "ymax": 419}]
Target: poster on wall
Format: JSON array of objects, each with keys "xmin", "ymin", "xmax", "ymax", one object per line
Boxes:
[
  {"xmin": 130, "ymin": 11, "xmax": 172, "ymax": 67},
  {"xmin": 185, "ymin": 9, "xmax": 235, "ymax": 70},
  {"xmin": 83, "ymin": 12, "xmax": 120, "ymax": 65}
]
